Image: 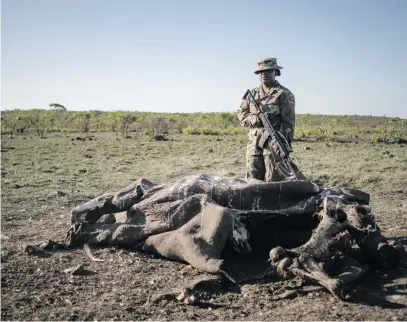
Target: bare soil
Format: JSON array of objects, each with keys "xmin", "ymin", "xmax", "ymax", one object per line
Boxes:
[{"xmin": 1, "ymin": 133, "xmax": 406, "ymax": 321}]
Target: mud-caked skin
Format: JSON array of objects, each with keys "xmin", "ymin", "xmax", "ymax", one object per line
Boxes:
[
  {"xmin": 28, "ymin": 173, "xmax": 405, "ymax": 301},
  {"xmin": 63, "ymin": 174, "xmax": 384, "ymax": 274},
  {"xmin": 237, "ymin": 57, "xmax": 305, "ymax": 182},
  {"xmin": 268, "ymin": 196, "xmax": 405, "ymax": 301}
]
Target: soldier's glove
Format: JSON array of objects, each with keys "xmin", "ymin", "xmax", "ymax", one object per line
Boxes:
[
  {"xmin": 249, "ymin": 115, "xmax": 262, "ymax": 127},
  {"xmin": 271, "ymin": 140, "xmax": 280, "ymax": 154}
]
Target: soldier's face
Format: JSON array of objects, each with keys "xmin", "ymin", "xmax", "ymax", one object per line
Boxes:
[{"xmin": 259, "ymin": 70, "xmax": 276, "ymax": 86}]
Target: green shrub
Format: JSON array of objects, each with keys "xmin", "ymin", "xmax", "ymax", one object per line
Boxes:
[
  {"xmin": 295, "ymin": 127, "xmax": 333, "ymax": 141},
  {"xmin": 200, "ymin": 128, "xmax": 220, "ymax": 135},
  {"xmin": 373, "ymin": 129, "xmax": 407, "ymax": 143},
  {"xmin": 182, "ymin": 127, "xmax": 202, "ymax": 135}
]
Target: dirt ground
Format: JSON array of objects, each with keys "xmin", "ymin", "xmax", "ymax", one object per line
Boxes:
[{"xmin": 1, "ymin": 133, "xmax": 407, "ymax": 321}]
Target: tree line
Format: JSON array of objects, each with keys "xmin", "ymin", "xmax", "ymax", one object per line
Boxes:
[
  {"xmin": 1, "ymin": 109, "xmax": 406, "ymax": 143},
  {"xmin": 0, "ymin": 109, "xmax": 242, "ymax": 137}
]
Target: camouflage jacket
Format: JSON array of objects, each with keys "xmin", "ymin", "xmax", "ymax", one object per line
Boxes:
[{"xmin": 237, "ymin": 81, "xmax": 296, "ymax": 143}]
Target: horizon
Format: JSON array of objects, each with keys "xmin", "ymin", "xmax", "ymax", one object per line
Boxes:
[
  {"xmin": 2, "ymin": 0, "xmax": 407, "ymax": 118},
  {"xmin": 3, "ymin": 107, "xmax": 405, "ymax": 120}
]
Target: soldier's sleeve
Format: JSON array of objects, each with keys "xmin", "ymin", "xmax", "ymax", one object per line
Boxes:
[
  {"xmin": 280, "ymin": 90, "xmax": 296, "ymax": 142},
  {"xmin": 237, "ymin": 91, "xmax": 261, "ymax": 128}
]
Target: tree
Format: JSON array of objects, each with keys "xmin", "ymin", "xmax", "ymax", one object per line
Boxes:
[
  {"xmin": 104, "ymin": 112, "xmax": 137, "ymax": 139},
  {"xmin": 1, "ymin": 111, "xmax": 29, "ymax": 135},
  {"xmin": 75, "ymin": 112, "xmax": 91, "ymax": 135},
  {"xmin": 151, "ymin": 117, "xmax": 169, "ymax": 136},
  {"xmin": 27, "ymin": 109, "xmax": 50, "ymax": 137},
  {"xmin": 49, "ymin": 103, "xmax": 67, "ymax": 112},
  {"xmin": 120, "ymin": 114, "xmax": 137, "ymax": 137}
]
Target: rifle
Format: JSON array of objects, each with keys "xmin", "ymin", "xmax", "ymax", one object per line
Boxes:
[{"xmin": 243, "ymin": 89, "xmax": 301, "ymax": 180}]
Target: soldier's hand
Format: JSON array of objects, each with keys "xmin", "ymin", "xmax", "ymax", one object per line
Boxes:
[
  {"xmin": 249, "ymin": 115, "xmax": 261, "ymax": 127},
  {"xmin": 272, "ymin": 142, "xmax": 280, "ymax": 154}
]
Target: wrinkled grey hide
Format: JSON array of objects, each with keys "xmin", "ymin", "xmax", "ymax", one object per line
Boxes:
[{"xmin": 68, "ymin": 174, "xmax": 370, "ymax": 274}]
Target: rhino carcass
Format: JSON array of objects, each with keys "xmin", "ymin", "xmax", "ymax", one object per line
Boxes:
[{"xmin": 64, "ymin": 174, "xmax": 404, "ymax": 300}]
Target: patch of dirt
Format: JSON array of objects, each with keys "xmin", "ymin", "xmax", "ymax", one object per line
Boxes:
[
  {"xmin": 1, "ymin": 134, "xmax": 407, "ymax": 320},
  {"xmin": 1, "ymin": 236, "xmax": 407, "ymax": 321}
]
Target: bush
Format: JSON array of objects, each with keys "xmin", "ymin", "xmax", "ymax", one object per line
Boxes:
[
  {"xmin": 295, "ymin": 127, "xmax": 333, "ymax": 141},
  {"xmin": 373, "ymin": 128, "xmax": 407, "ymax": 143},
  {"xmin": 199, "ymin": 128, "xmax": 221, "ymax": 135},
  {"xmin": 182, "ymin": 127, "xmax": 201, "ymax": 135}
]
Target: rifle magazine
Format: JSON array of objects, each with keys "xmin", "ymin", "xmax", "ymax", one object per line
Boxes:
[{"xmin": 258, "ymin": 131, "xmax": 270, "ymax": 148}]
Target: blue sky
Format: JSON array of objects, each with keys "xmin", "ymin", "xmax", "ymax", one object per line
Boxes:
[{"xmin": 2, "ymin": 0, "xmax": 407, "ymax": 117}]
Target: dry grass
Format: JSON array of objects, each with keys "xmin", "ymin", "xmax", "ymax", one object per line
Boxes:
[
  {"xmin": 1, "ymin": 132, "xmax": 407, "ymax": 320},
  {"xmin": 2, "ymin": 132, "xmax": 406, "ymax": 236}
]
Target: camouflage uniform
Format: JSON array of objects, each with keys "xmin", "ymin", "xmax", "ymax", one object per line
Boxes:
[{"xmin": 237, "ymin": 58, "xmax": 306, "ymax": 182}]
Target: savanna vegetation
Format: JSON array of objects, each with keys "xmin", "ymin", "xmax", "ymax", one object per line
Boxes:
[{"xmin": 1, "ymin": 109, "xmax": 407, "ymax": 144}]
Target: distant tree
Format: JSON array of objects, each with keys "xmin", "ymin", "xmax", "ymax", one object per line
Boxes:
[
  {"xmin": 26, "ymin": 109, "xmax": 50, "ymax": 137},
  {"xmin": 1, "ymin": 111, "xmax": 29, "ymax": 135},
  {"xmin": 49, "ymin": 103, "xmax": 67, "ymax": 112},
  {"xmin": 105, "ymin": 112, "xmax": 137, "ymax": 138},
  {"xmin": 105, "ymin": 112, "xmax": 120, "ymax": 137},
  {"xmin": 75, "ymin": 112, "xmax": 91, "ymax": 135},
  {"xmin": 120, "ymin": 114, "xmax": 137, "ymax": 137},
  {"xmin": 148, "ymin": 117, "xmax": 169, "ymax": 137}
]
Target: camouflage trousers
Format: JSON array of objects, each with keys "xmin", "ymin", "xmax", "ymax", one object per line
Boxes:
[{"xmin": 245, "ymin": 136, "xmax": 306, "ymax": 182}]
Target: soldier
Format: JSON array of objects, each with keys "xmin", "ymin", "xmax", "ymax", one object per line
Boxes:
[{"xmin": 237, "ymin": 57, "xmax": 306, "ymax": 182}]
